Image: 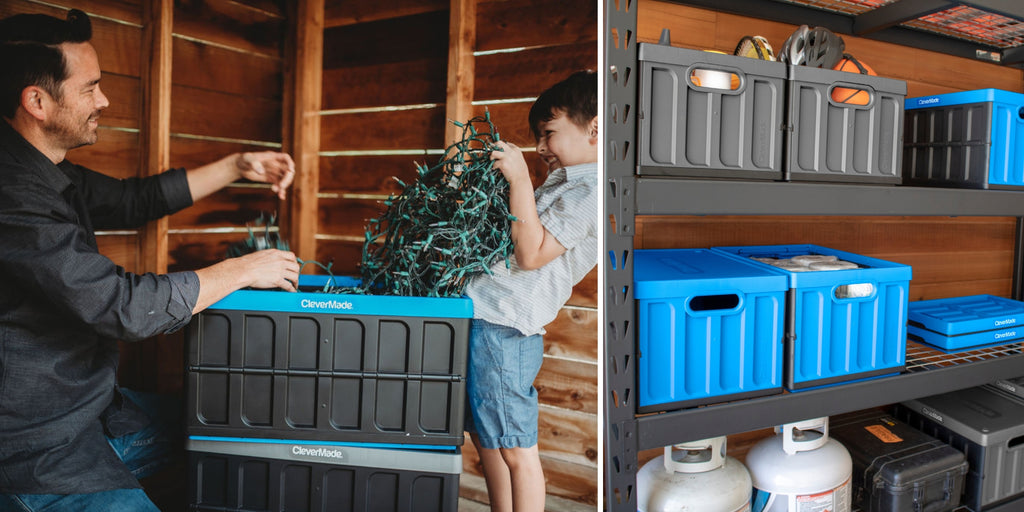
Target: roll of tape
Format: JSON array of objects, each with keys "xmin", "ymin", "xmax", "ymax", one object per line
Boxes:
[
  {"xmin": 836, "ymin": 283, "xmax": 874, "ymax": 299},
  {"xmin": 792, "ymin": 254, "xmax": 838, "ymax": 266},
  {"xmin": 810, "ymin": 260, "xmax": 858, "ymax": 271}
]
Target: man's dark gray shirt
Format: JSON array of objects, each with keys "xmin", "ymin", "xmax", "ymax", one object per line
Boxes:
[{"xmin": 0, "ymin": 120, "xmax": 199, "ymax": 494}]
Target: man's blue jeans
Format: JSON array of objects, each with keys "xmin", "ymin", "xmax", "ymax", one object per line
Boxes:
[{"xmin": 0, "ymin": 390, "xmax": 180, "ymax": 512}]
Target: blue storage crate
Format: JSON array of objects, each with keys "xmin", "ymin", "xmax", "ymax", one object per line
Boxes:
[
  {"xmin": 712, "ymin": 245, "xmax": 911, "ymax": 390},
  {"xmin": 904, "ymin": 89, "xmax": 1024, "ymax": 189},
  {"xmin": 633, "ymin": 249, "xmax": 788, "ymax": 412},
  {"xmin": 908, "ymin": 294, "xmax": 1024, "ymax": 351},
  {"xmin": 185, "ymin": 275, "xmax": 472, "ymax": 446}
]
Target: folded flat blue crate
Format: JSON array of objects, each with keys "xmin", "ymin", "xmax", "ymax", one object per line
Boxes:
[
  {"xmin": 185, "ymin": 275, "xmax": 472, "ymax": 446},
  {"xmin": 908, "ymin": 294, "xmax": 1024, "ymax": 351},
  {"xmin": 633, "ymin": 248, "xmax": 788, "ymax": 413},
  {"xmin": 712, "ymin": 244, "xmax": 911, "ymax": 390}
]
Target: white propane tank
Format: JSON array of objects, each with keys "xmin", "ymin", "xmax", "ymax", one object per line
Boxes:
[
  {"xmin": 746, "ymin": 417, "xmax": 853, "ymax": 512},
  {"xmin": 636, "ymin": 436, "xmax": 752, "ymax": 512}
]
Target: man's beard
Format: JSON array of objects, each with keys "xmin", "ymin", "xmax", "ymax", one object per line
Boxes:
[{"xmin": 44, "ymin": 109, "xmax": 99, "ymax": 150}]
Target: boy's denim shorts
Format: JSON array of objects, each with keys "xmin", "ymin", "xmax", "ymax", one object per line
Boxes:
[{"xmin": 464, "ymin": 319, "xmax": 544, "ymax": 450}]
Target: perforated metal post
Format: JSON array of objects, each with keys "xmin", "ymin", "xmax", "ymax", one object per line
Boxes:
[{"xmin": 603, "ymin": 0, "xmax": 639, "ymax": 510}]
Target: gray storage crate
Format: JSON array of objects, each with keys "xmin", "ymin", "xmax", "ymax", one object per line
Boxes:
[
  {"xmin": 637, "ymin": 42, "xmax": 787, "ymax": 180},
  {"xmin": 786, "ymin": 65, "xmax": 907, "ymax": 183},
  {"xmin": 896, "ymin": 385, "xmax": 1024, "ymax": 511},
  {"xmin": 187, "ymin": 438, "xmax": 460, "ymax": 512}
]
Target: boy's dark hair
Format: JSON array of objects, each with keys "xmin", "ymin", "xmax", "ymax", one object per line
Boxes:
[
  {"xmin": 0, "ymin": 9, "xmax": 93, "ymax": 119},
  {"xmin": 529, "ymin": 70, "xmax": 598, "ymax": 139}
]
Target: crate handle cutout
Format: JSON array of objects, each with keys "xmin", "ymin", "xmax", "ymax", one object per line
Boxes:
[
  {"xmin": 1008, "ymin": 434, "xmax": 1024, "ymax": 450},
  {"xmin": 686, "ymin": 293, "xmax": 742, "ymax": 316},
  {"xmin": 833, "ymin": 283, "xmax": 876, "ymax": 302},
  {"xmin": 828, "ymin": 82, "xmax": 876, "ymax": 109},
  {"xmin": 686, "ymin": 64, "xmax": 743, "ymax": 94}
]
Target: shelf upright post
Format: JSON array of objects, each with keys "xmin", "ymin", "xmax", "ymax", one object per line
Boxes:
[{"xmin": 603, "ymin": 0, "xmax": 640, "ymax": 510}]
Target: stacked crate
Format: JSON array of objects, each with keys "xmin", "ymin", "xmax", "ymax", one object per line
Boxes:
[{"xmin": 184, "ymin": 275, "xmax": 471, "ymax": 511}]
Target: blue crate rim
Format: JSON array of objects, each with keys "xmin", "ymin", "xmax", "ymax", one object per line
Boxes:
[
  {"xmin": 633, "ymin": 248, "xmax": 790, "ymax": 299},
  {"xmin": 207, "ymin": 274, "xmax": 473, "ymax": 318},
  {"xmin": 905, "ymin": 88, "xmax": 1024, "ymax": 110},
  {"xmin": 711, "ymin": 244, "xmax": 912, "ymax": 288}
]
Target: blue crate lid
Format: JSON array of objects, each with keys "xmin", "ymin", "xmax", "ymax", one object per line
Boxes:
[
  {"xmin": 909, "ymin": 294, "xmax": 1024, "ymax": 336},
  {"xmin": 712, "ymin": 244, "xmax": 912, "ymax": 287},
  {"xmin": 905, "ymin": 88, "xmax": 1024, "ymax": 110},
  {"xmin": 208, "ymin": 274, "xmax": 473, "ymax": 318},
  {"xmin": 633, "ymin": 248, "xmax": 788, "ymax": 299}
]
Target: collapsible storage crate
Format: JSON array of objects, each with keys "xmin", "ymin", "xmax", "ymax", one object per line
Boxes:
[
  {"xmin": 637, "ymin": 42, "xmax": 787, "ymax": 180},
  {"xmin": 897, "ymin": 385, "xmax": 1024, "ymax": 511},
  {"xmin": 713, "ymin": 244, "xmax": 911, "ymax": 390},
  {"xmin": 785, "ymin": 64, "xmax": 907, "ymax": 183},
  {"xmin": 830, "ymin": 409, "xmax": 968, "ymax": 512},
  {"xmin": 992, "ymin": 375, "xmax": 1024, "ymax": 400},
  {"xmin": 907, "ymin": 294, "xmax": 1024, "ymax": 351},
  {"xmin": 633, "ymin": 249, "xmax": 788, "ymax": 412},
  {"xmin": 904, "ymin": 89, "xmax": 1024, "ymax": 189},
  {"xmin": 187, "ymin": 437, "xmax": 459, "ymax": 512},
  {"xmin": 185, "ymin": 275, "xmax": 471, "ymax": 446}
]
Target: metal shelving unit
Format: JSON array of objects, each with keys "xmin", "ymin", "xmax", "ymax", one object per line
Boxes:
[{"xmin": 603, "ymin": 1, "xmax": 1024, "ymax": 510}]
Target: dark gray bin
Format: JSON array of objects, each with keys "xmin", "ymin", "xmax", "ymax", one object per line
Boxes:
[
  {"xmin": 637, "ymin": 42, "xmax": 787, "ymax": 180},
  {"xmin": 185, "ymin": 309, "xmax": 469, "ymax": 446},
  {"xmin": 896, "ymin": 385, "xmax": 1024, "ymax": 511},
  {"xmin": 785, "ymin": 65, "xmax": 907, "ymax": 183},
  {"xmin": 187, "ymin": 438, "xmax": 460, "ymax": 512}
]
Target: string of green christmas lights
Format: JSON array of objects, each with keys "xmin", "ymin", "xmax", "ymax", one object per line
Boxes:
[
  {"xmin": 348, "ymin": 111, "xmax": 515, "ymax": 297},
  {"xmin": 227, "ymin": 111, "xmax": 515, "ymax": 298}
]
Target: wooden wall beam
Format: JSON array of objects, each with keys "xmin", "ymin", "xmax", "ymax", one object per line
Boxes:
[
  {"xmin": 283, "ymin": 0, "xmax": 324, "ymax": 262},
  {"xmin": 140, "ymin": 0, "xmax": 173, "ymax": 273},
  {"xmin": 445, "ymin": 0, "xmax": 476, "ymax": 145}
]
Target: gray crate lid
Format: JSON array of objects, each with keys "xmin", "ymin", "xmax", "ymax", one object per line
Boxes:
[{"xmin": 901, "ymin": 385, "xmax": 1024, "ymax": 445}]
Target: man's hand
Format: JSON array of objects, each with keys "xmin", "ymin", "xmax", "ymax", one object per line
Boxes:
[{"xmin": 236, "ymin": 151, "xmax": 296, "ymax": 200}]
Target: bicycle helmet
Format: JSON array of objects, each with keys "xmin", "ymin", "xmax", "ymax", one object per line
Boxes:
[
  {"xmin": 779, "ymin": 25, "xmax": 845, "ymax": 68},
  {"xmin": 734, "ymin": 35, "xmax": 776, "ymax": 61}
]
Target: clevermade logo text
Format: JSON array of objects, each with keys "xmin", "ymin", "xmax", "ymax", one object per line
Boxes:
[
  {"xmin": 916, "ymin": 97, "xmax": 940, "ymax": 106},
  {"xmin": 995, "ymin": 318, "xmax": 1016, "ymax": 327},
  {"xmin": 301, "ymin": 298, "xmax": 354, "ymax": 311},
  {"xmin": 995, "ymin": 330, "xmax": 1017, "ymax": 340},
  {"xmin": 293, "ymin": 445, "xmax": 346, "ymax": 460}
]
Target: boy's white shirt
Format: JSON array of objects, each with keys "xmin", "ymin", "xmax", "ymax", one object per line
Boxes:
[{"xmin": 464, "ymin": 162, "xmax": 598, "ymax": 336}]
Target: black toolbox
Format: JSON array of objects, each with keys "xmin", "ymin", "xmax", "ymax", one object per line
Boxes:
[{"xmin": 830, "ymin": 409, "xmax": 968, "ymax": 512}]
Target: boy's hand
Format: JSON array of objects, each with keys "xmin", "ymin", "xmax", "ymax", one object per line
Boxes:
[{"xmin": 489, "ymin": 141, "xmax": 530, "ymax": 186}]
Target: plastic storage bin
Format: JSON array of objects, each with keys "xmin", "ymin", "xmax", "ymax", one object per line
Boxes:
[
  {"xmin": 904, "ymin": 89, "xmax": 1024, "ymax": 189},
  {"xmin": 185, "ymin": 275, "xmax": 471, "ymax": 446},
  {"xmin": 897, "ymin": 385, "xmax": 1024, "ymax": 511},
  {"xmin": 992, "ymin": 375, "xmax": 1024, "ymax": 400},
  {"xmin": 186, "ymin": 437, "xmax": 460, "ymax": 512},
  {"xmin": 907, "ymin": 294, "xmax": 1024, "ymax": 351},
  {"xmin": 830, "ymin": 409, "xmax": 968, "ymax": 512},
  {"xmin": 633, "ymin": 248, "xmax": 788, "ymax": 413},
  {"xmin": 785, "ymin": 64, "xmax": 907, "ymax": 183},
  {"xmin": 713, "ymin": 244, "xmax": 911, "ymax": 390},
  {"xmin": 637, "ymin": 42, "xmax": 787, "ymax": 180}
]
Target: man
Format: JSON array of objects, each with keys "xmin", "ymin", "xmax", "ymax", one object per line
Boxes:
[{"xmin": 0, "ymin": 9, "xmax": 300, "ymax": 510}]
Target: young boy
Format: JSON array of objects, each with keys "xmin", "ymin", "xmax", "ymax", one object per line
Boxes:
[{"xmin": 464, "ymin": 70, "xmax": 598, "ymax": 511}]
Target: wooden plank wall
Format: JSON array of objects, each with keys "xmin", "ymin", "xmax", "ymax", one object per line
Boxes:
[
  {"xmin": 320, "ymin": 1, "xmax": 598, "ymax": 507},
  {"xmin": 633, "ymin": 0, "xmax": 1024, "ymax": 467}
]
